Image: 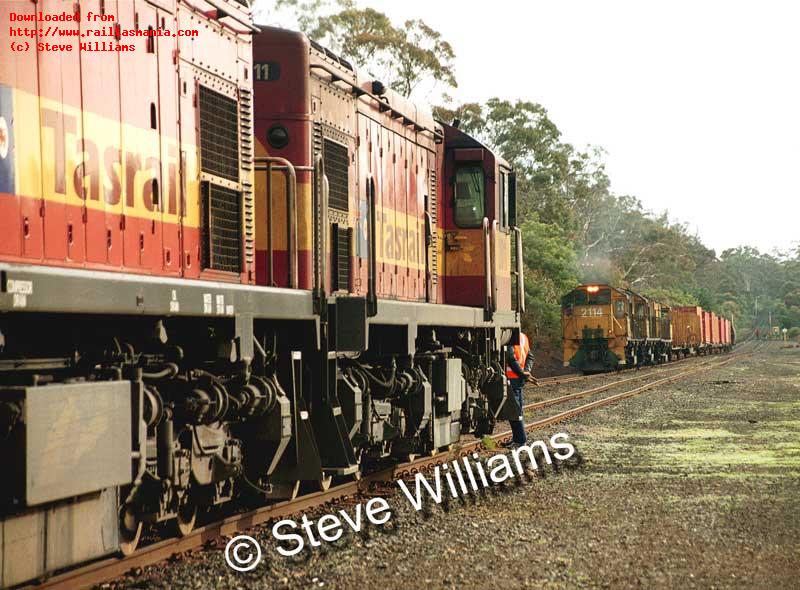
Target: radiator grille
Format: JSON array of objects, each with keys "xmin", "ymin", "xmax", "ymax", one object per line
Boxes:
[
  {"xmin": 201, "ymin": 182, "xmax": 242, "ymax": 273},
  {"xmin": 332, "ymin": 224, "xmax": 351, "ymax": 292},
  {"xmin": 324, "ymin": 139, "xmax": 349, "ymax": 211},
  {"xmin": 199, "ymin": 86, "xmax": 239, "ymax": 182}
]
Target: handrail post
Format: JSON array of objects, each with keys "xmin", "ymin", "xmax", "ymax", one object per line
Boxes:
[
  {"xmin": 514, "ymin": 226, "xmax": 525, "ymax": 314},
  {"xmin": 321, "ymin": 174, "xmax": 329, "ymax": 297},
  {"xmin": 483, "ymin": 217, "xmax": 492, "ymax": 318},
  {"xmin": 312, "ymin": 154, "xmax": 328, "ymax": 313},
  {"xmin": 267, "ymin": 161, "xmax": 274, "ymax": 286},
  {"xmin": 254, "ymin": 156, "xmax": 298, "ymax": 289},
  {"xmin": 491, "ymin": 220, "xmax": 499, "ymax": 312},
  {"xmin": 367, "ymin": 183, "xmax": 378, "ymax": 316}
]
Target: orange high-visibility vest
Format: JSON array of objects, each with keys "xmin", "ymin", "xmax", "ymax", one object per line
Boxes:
[{"xmin": 506, "ymin": 332, "xmax": 530, "ymax": 379}]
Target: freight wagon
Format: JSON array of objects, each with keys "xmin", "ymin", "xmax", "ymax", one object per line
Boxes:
[{"xmin": 672, "ymin": 306, "xmax": 734, "ymax": 355}]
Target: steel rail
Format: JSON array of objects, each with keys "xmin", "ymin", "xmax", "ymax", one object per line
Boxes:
[
  {"xmin": 22, "ymin": 348, "xmax": 752, "ymax": 590},
  {"xmin": 535, "ymin": 347, "xmax": 718, "ymax": 386},
  {"xmin": 493, "ymin": 345, "xmax": 755, "ymax": 446},
  {"xmin": 524, "ymin": 354, "xmax": 723, "ymax": 413}
]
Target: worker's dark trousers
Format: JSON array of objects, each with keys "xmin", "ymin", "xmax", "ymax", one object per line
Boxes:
[{"xmin": 508, "ymin": 377, "xmax": 527, "ymax": 445}]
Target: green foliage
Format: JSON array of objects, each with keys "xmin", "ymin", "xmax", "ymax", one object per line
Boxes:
[
  {"xmin": 273, "ymin": 0, "xmax": 456, "ymax": 99},
  {"xmin": 518, "ymin": 217, "xmax": 579, "ymax": 343},
  {"xmin": 640, "ymin": 288, "xmax": 699, "ymax": 307},
  {"xmin": 271, "ymin": 0, "xmax": 354, "ymax": 34},
  {"xmin": 788, "ymin": 327, "xmax": 800, "ymax": 341}
]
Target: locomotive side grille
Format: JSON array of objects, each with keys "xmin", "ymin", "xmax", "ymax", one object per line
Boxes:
[
  {"xmin": 199, "ymin": 86, "xmax": 240, "ymax": 182},
  {"xmin": 313, "ymin": 122, "xmax": 324, "ymax": 155},
  {"xmin": 239, "ymin": 86, "xmax": 255, "ymax": 269},
  {"xmin": 201, "ymin": 182, "xmax": 242, "ymax": 273},
  {"xmin": 313, "ymin": 123, "xmax": 324, "ymax": 285},
  {"xmin": 323, "ymin": 138, "xmax": 349, "ymax": 211},
  {"xmin": 332, "ymin": 224, "xmax": 351, "ymax": 292},
  {"xmin": 428, "ymin": 167, "xmax": 438, "ymax": 286}
]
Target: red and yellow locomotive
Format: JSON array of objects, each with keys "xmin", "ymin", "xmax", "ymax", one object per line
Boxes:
[
  {"xmin": 0, "ymin": 4, "xmax": 523, "ymax": 586},
  {"xmin": 251, "ymin": 26, "xmax": 519, "ymax": 309}
]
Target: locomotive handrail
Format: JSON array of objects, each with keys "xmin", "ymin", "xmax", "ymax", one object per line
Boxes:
[
  {"xmin": 267, "ymin": 161, "xmax": 273, "ymax": 285},
  {"xmin": 483, "ymin": 217, "xmax": 493, "ymax": 316},
  {"xmin": 322, "ymin": 174, "xmax": 330, "ymax": 298},
  {"xmin": 514, "ymin": 226, "xmax": 525, "ymax": 314},
  {"xmin": 368, "ymin": 180, "xmax": 378, "ymax": 316},
  {"xmin": 255, "ymin": 156, "xmax": 298, "ymax": 289},
  {"xmin": 424, "ymin": 211, "xmax": 435, "ymax": 245},
  {"xmin": 312, "ymin": 153, "xmax": 329, "ymax": 307},
  {"xmin": 491, "ymin": 220, "xmax": 499, "ymax": 313}
]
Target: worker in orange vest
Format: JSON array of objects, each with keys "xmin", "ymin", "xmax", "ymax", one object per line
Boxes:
[{"xmin": 502, "ymin": 331, "xmax": 534, "ymax": 448}]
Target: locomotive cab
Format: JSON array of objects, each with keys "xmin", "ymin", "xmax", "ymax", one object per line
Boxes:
[
  {"xmin": 440, "ymin": 123, "xmax": 523, "ymax": 316},
  {"xmin": 561, "ymin": 284, "xmax": 629, "ymax": 372}
]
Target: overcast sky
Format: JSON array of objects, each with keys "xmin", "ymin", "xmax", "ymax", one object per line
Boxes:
[{"xmin": 258, "ymin": 0, "xmax": 799, "ymax": 257}]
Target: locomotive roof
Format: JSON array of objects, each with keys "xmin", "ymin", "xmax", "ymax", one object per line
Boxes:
[
  {"xmin": 298, "ymin": 29, "xmax": 439, "ymax": 136},
  {"xmin": 437, "ymin": 123, "xmax": 512, "ymax": 170}
]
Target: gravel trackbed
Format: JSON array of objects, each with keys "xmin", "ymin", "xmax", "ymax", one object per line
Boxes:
[{"xmin": 110, "ymin": 343, "xmax": 799, "ymax": 590}]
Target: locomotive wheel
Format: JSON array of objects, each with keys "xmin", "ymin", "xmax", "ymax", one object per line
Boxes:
[
  {"xmin": 119, "ymin": 504, "xmax": 143, "ymax": 556},
  {"xmin": 174, "ymin": 497, "xmax": 198, "ymax": 537}
]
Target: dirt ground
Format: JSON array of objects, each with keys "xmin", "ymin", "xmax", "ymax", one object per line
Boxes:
[{"xmin": 112, "ymin": 342, "xmax": 799, "ymax": 589}]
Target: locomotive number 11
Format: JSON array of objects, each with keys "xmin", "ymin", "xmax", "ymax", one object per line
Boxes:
[{"xmin": 254, "ymin": 62, "xmax": 280, "ymax": 82}]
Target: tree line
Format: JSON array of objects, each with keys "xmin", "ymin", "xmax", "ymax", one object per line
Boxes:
[{"xmin": 266, "ymin": 0, "xmax": 800, "ymax": 344}]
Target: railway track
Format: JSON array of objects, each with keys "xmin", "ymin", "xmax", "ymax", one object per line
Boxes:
[
  {"xmin": 523, "ymin": 353, "xmax": 730, "ymax": 414},
  {"xmin": 22, "ymin": 345, "xmax": 754, "ymax": 590},
  {"xmin": 534, "ymin": 347, "xmax": 729, "ymax": 387}
]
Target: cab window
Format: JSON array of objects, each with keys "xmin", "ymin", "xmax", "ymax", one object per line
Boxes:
[
  {"xmin": 590, "ymin": 289, "xmax": 612, "ymax": 304},
  {"xmin": 562, "ymin": 288, "xmax": 611, "ymax": 306},
  {"xmin": 454, "ymin": 165, "xmax": 485, "ymax": 228},
  {"xmin": 614, "ymin": 300, "xmax": 626, "ymax": 318}
]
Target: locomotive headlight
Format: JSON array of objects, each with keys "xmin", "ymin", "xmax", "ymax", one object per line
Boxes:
[
  {"xmin": 586, "ymin": 285, "xmax": 600, "ymax": 293},
  {"xmin": 267, "ymin": 124, "xmax": 289, "ymax": 149}
]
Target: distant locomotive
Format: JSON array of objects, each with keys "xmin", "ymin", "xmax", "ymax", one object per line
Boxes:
[
  {"xmin": 0, "ymin": 3, "xmax": 525, "ymax": 587},
  {"xmin": 561, "ymin": 284, "xmax": 733, "ymax": 372}
]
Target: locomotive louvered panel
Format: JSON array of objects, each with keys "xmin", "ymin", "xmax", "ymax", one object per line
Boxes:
[
  {"xmin": 429, "ymin": 168, "xmax": 439, "ymax": 285},
  {"xmin": 324, "ymin": 138, "xmax": 349, "ymax": 211},
  {"xmin": 332, "ymin": 225, "xmax": 351, "ymax": 292},
  {"xmin": 313, "ymin": 121, "xmax": 324, "ymax": 155},
  {"xmin": 239, "ymin": 87, "xmax": 255, "ymax": 268},
  {"xmin": 202, "ymin": 182, "xmax": 242, "ymax": 273},
  {"xmin": 313, "ymin": 123, "xmax": 324, "ymax": 284},
  {"xmin": 199, "ymin": 86, "xmax": 240, "ymax": 182}
]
